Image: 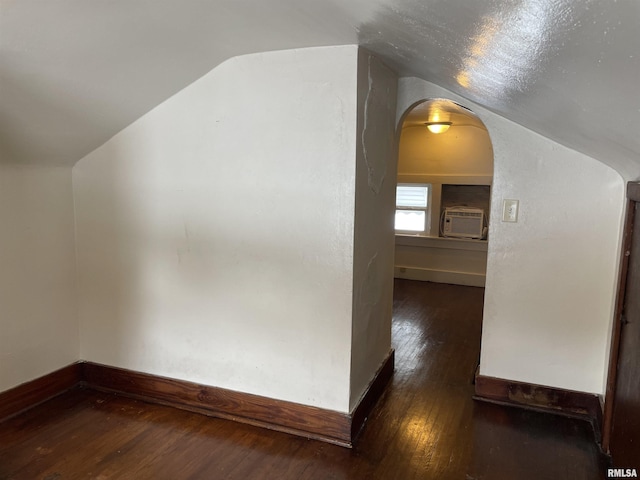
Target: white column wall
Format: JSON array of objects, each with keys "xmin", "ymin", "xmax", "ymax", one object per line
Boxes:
[
  {"xmin": 350, "ymin": 50, "xmax": 397, "ymax": 411},
  {"xmin": 73, "ymin": 46, "xmax": 360, "ymax": 412}
]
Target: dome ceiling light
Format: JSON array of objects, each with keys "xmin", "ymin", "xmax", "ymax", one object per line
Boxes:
[{"xmin": 425, "ymin": 122, "xmax": 453, "ymax": 134}]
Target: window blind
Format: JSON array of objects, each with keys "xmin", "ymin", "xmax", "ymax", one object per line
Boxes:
[{"xmin": 396, "ymin": 185, "xmax": 428, "ymax": 208}]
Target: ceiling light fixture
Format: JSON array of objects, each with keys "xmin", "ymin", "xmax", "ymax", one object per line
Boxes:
[{"xmin": 425, "ymin": 122, "xmax": 452, "ymax": 134}]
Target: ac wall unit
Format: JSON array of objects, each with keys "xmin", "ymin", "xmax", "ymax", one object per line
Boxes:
[{"xmin": 442, "ymin": 207, "xmax": 485, "ymax": 239}]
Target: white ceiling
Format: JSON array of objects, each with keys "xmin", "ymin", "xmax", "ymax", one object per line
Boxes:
[{"xmin": 1, "ymin": 0, "xmax": 639, "ymax": 177}]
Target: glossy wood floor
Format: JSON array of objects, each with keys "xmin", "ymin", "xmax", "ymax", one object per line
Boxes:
[{"xmin": 0, "ymin": 280, "xmax": 609, "ymax": 479}]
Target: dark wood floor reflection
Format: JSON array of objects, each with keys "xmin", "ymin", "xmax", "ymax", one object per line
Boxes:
[{"xmin": 0, "ymin": 280, "xmax": 609, "ymax": 479}]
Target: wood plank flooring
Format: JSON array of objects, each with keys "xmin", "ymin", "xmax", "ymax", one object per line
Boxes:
[{"xmin": 0, "ymin": 279, "xmax": 610, "ymax": 479}]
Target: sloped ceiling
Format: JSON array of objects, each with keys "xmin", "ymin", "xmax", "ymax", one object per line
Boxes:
[{"xmin": 1, "ymin": 0, "xmax": 639, "ymax": 177}]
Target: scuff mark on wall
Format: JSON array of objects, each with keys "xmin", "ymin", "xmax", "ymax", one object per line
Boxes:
[
  {"xmin": 176, "ymin": 222, "xmax": 193, "ymax": 264},
  {"xmin": 357, "ymin": 252, "xmax": 382, "ymax": 335},
  {"xmin": 361, "ymin": 55, "xmax": 394, "ymax": 194}
]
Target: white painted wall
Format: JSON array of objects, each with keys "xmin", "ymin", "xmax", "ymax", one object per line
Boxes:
[
  {"xmin": 0, "ymin": 165, "xmax": 78, "ymax": 392},
  {"xmin": 394, "ymin": 236, "xmax": 488, "ymax": 287},
  {"xmin": 73, "ymin": 46, "xmax": 364, "ymax": 412},
  {"xmin": 398, "ymin": 78, "xmax": 624, "ymax": 395},
  {"xmin": 350, "ymin": 50, "xmax": 397, "ymax": 411},
  {"xmin": 398, "ymin": 125, "xmax": 493, "ymax": 179}
]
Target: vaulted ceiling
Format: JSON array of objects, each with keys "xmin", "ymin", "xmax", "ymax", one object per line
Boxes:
[{"xmin": 1, "ymin": 0, "xmax": 639, "ymax": 178}]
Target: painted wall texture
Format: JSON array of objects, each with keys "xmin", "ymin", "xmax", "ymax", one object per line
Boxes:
[
  {"xmin": 394, "ymin": 236, "xmax": 488, "ymax": 287},
  {"xmin": 2, "ymin": 43, "xmax": 624, "ymax": 409},
  {"xmin": 398, "ymin": 124, "xmax": 493, "ymax": 179},
  {"xmin": 349, "ymin": 50, "xmax": 397, "ymax": 411},
  {"xmin": 73, "ymin": 45, "xmax": 394, "ymax": 413},
  {"xmin": 0, "ymin": 165, "xmax": 78, "ymax": 392},
  {"xmin": 398, "ymin": 78, "xmax": 624, "ymax": 395}
]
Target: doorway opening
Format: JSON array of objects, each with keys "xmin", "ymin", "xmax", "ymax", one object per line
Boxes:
[
  {"xmin": 390, "ymin": 97, "xmax": 494, "ymax": 388},
  {"xmin": 394, "ymin": 98, "xmax": 494, "ymax": 287}
]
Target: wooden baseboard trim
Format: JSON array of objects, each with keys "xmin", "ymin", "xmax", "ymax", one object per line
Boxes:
[
  {"xmin": 0, "ymin": 363, "xmax": 82, "ymax": 422},
  {"xmin": 351, "ymin": 349, "xmax": 395, "ymax": 441},
  {"xmin": 80, "ymin": 362, "xmax": 352, "ymax": 447},
  {"xmin": 81, "ymin": 354, "xmax": 394, "ymax": 448},
  {"xmin": 474, "ymin": 374, "xmax": 603, "ymax": 443},
  {"xmin": 1, "ymin": 356, "xmax": 394, "ymax": 448}
]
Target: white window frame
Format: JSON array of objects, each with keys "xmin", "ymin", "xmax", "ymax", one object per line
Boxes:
[{"xmin": 395, "ymin": 183, "xmax": 431, "ymax": 236}]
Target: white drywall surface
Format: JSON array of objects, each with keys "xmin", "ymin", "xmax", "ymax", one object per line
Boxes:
[
  {"xmin": 73, "ymin": 46, "xmax": 360, "ymax": 412},
  {"xmin": 349, "ymin": 50, "xmax": 397, "ymax": 411},
  {"xmin": 398, "ymin": 124, "xmax": 493, "ymax": 179},
  {"xmin": 0, "ymin": 165, "xmax": 78, "ymax": 391}
]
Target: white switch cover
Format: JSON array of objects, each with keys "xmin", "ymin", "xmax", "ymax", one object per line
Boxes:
[{"xmin": 502, "ymin": 199, "xmax": 519, "ymax": 222}]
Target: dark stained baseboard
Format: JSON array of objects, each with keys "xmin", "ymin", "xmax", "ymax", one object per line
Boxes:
[
  {"xmin": 0, "ymin": 354, "xmax": 394, "ymax": 448},
  {"xmin": 0, "ymin": 363, "xmax": 82, "ymax": 422},
  {"xmin": 474, "ymin": 374, "xmax": 603, "ymax": 444},
  {"xmin": 81, "ymin": 361, "xmax": 354, "ymax": 447},
  {"xmin": 351, "ymin": 349, "xmax": 395, "ymax": 441},
  {"xmin": 80, "ymin": 350, "xmax": 394, "ymax": 448}
]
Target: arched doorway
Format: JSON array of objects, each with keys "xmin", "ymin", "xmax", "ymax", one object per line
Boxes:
[{"xmin": 394, "ymin": 98, "xmax": 494, "ymax": 287}]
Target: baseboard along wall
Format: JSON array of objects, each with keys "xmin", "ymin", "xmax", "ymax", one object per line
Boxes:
[
  {"xmin": 474, "ymin": 373, "xmax": 604, "ymax": 445},
  {"xmin": 0, "ymin": 351, "xmax": 394, "ymax": 448},
  {"xmin": 0, "ymin": 363, "xmax": 82, "ymax": 422},
  {"xmin": 394, "ymin": 266, "xmax": 486, "ymax": 287}
]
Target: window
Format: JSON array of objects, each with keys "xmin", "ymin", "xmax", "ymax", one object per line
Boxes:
[{"xmin": 395, "ymin": 184, "xmax": 430, "ymax": 234}]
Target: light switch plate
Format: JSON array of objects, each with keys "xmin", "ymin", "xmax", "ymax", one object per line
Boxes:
[{"xmin": 502, "ymin": 199, "xmax": 519, "ymax": 222}]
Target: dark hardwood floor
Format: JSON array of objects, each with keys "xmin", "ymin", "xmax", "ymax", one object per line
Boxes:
[{"xmin": 0, "ymin": 279, "xmax": 609, "ymax": 479}]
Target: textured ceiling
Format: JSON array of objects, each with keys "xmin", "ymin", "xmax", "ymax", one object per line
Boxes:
[{"xmin": 1, "ymin": 0, "xmax": 639, "ymax": 177}]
